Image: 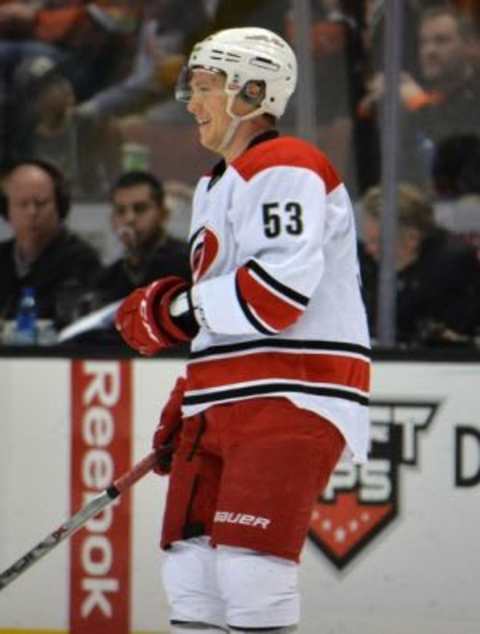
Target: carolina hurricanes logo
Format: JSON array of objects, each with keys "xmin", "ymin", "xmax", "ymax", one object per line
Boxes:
[
  {"xmin": 190, "ymin": 226, "xmax": 220, "ymax": 283},
  {"xmin": 309, "ymin": 400, "xmax": 440, "ymax": 569}
]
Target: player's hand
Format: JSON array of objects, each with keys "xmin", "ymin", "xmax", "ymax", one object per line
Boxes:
[
  {"xmin": 152, "ymin": 376, "xmax": 186, "ymax": 475},
  {"xmin": 115, "ymin": 276, "xmax": 193, "ymax": 356}
]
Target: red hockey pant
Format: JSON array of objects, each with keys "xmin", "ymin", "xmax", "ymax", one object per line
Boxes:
[{"xmin": 161, "ymin": 397, "xmax": 345, "ymax": 561}]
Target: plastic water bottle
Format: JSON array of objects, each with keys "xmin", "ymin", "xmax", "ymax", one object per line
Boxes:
[{"xmin": 14, "ymin": 287, "xmax": 38, "ymax": 345}]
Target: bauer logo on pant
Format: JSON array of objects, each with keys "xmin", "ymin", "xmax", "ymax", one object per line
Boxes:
[
  {"xmin": 214, "ymin": 511, "xmax": 271, "ymax": 529},
  {"xmin": 309, "ymin": 400, "xmax": 440, "ymax": 569}
]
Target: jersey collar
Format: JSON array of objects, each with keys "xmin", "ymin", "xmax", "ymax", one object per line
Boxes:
[{"xmin": 208, "ymin": 129, "xmax": 280, "ymax": 190}]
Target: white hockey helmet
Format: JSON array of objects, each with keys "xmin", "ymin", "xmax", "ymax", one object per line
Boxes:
[{"xmin": 176, "ymin": 27, "xmax": 297, "ymax": 119}]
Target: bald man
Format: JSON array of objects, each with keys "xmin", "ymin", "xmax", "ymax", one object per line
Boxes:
[{"xmin": 0, "ymin": 160, "xmax": 101, "ymax": 328}]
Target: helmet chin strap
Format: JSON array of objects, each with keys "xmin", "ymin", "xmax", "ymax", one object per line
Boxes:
[
  {"xmin": 218, "ymin": 116, "xmax": 241, "ymax": 155},
  {"xmin": 219, "ymin": 92, "xmax": 266, "ymax": 156}
]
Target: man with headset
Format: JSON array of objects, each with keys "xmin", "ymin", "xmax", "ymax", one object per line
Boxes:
[{"xmin": 0, "ymin": 159, "xmax": 101, "ymax": 329}]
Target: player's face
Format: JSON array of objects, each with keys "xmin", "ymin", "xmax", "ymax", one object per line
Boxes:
[
  {"xmin": 419, "ymin": 15, "xmax": 465, "ymax": 83},
  {"xmin": 187, "ymin": 70, "xmax": 232, "ymax": 154},
  {"xmin": 111, "ymin": 184, "xmax": 166, "ymax": 250},
  {"xmin": 5, "ymin": 165, "xmax": 60, "ymax": 254}
]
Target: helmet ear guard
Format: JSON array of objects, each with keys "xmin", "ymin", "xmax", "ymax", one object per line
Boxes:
[{"xmin": 238, "ymin": 80, "xmax": 266, "ymax": 107}]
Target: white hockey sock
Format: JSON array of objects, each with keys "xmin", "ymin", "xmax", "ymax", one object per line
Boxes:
[
  {"xmin": 230, "ymin": 625, "xmax": 298, "ymax": 634},
  {"xmin": 171, "ymin": 622, "xmax": 229, "ymax": 634}
]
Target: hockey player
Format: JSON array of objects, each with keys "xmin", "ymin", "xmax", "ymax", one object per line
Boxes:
[{"xmin": 115, "ymin": 27, "xmax": 371, "ymax": 634}]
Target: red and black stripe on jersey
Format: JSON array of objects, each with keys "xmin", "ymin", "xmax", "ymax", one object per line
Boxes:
[
  {"xmin": 235, "ymin": 260, "xmax": 309, "ymax": 334},
  {"xmin": 184, "ymin": 339, "xmax": 370, "ymax": 407}
]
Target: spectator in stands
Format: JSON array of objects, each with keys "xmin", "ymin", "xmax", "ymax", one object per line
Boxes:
[
  {"xmin": 357, "ymin": 4, "xmax": 480, "ymax": 188},
  {"xmin": 0, "ymin": 1, "xmax": 62, "ymax": 165},
  {"xmin": 74, "ymin": 2, "xmax": 186, "ymax": 123},
  {"xmin": 0, "ymin": 1, "xmax": 138, "ymax": 166},
  {"xmin": 92, "ymin": 170, "xmax": 190, "ymax": 306},
  {"xmin": 0, "ymin": 159, "xmax": 101, "ymax": 328},
  {"xmin": 359, "ymin": 182, "xmax": 480, "ymax": 346},
  {"xmin": 406, "ymin": 5, "xmax": 480, "ymax": 180},
  {"xmin": 0, "ymin": 1, "xmax": 138, "ymax": 99},
  {"xmin": 11, "ymin": 55, "xmax": 122, "ymax": 198}
]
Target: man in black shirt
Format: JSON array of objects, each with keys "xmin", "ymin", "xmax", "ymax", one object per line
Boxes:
[
  {"xmin": 94, "ymin": 170, "xmax": 190, "ymax": 305},
  {"xmin": 0, "ymin": 159, "xmax": 101, "ymax": 329},
  {"xmin": 359, "ymin": 182, "xmax": 480, "ymax": 346},
  {"xmin": 406, "ymin": 5, "xmax": 480, "ymax": 182},
  {"xmin": 357, "ymin": 4, "xmax": 480, "ymax": 190}
]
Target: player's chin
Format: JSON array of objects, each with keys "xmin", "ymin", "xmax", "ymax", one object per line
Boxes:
[
  {"xmin": 198, "ymin": 128, "xmax": 215, "ymax": 148},
  {"xmin": 203, "ymin": 138, "xmax": 223, "ymax": 156}
]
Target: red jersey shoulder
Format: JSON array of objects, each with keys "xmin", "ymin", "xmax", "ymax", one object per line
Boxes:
[{"xmin": 232, "ymin": 136, "xmax": 342, "ymax": 193}]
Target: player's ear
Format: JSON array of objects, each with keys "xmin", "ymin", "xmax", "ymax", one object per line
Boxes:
[{"xmin": 231, "ymin": 81, "xmax": 266, "ymax": 117}]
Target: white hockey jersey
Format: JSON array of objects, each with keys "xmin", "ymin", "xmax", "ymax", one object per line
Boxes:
[{"xmin": 183, "ymin": 131, "xmax": 371, "ymax": 462}]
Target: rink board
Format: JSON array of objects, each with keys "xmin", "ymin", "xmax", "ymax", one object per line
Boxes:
[{"xmin": 0, "ymin": 356, "xmax": 479, "ymax": 634}]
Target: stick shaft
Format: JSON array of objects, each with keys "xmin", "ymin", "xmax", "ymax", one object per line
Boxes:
[{"xmin": 0, "ymin": 450, "xmax": 157, "ymax": 591}]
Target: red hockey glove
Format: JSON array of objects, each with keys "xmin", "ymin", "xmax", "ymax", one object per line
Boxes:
[
  {"xmin": 115, "ymin": 276, "xmax": 197, "ymax": 356},
  {"xmin": 152, "ymin": 376, "xmax": 186, "ymax": 475}
]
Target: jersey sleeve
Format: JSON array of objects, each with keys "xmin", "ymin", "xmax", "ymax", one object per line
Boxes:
[{"xmin": 193, "ymin": 164, "xmax": 330, "ymax": 335}]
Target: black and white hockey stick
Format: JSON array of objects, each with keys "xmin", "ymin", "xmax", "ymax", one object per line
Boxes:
[{"xmin": 0, "ymin": 450, "xmax": 158, "ymax": 591}]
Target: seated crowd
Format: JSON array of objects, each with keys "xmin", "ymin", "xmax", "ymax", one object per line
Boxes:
[
  {"xmin": 358, "ymin": 182, "xmax": 480, "ymax": 347},
  {"xmin": 1, "ymin": 156, "xmax": 479, "ymax": 349},
  {"xmin": 0, "ymin": 0, "xmax": 479, "ymax": 348},
  {"xmin": 0, "ymin": 160, "xmax": 190, "ymax": 346}
]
